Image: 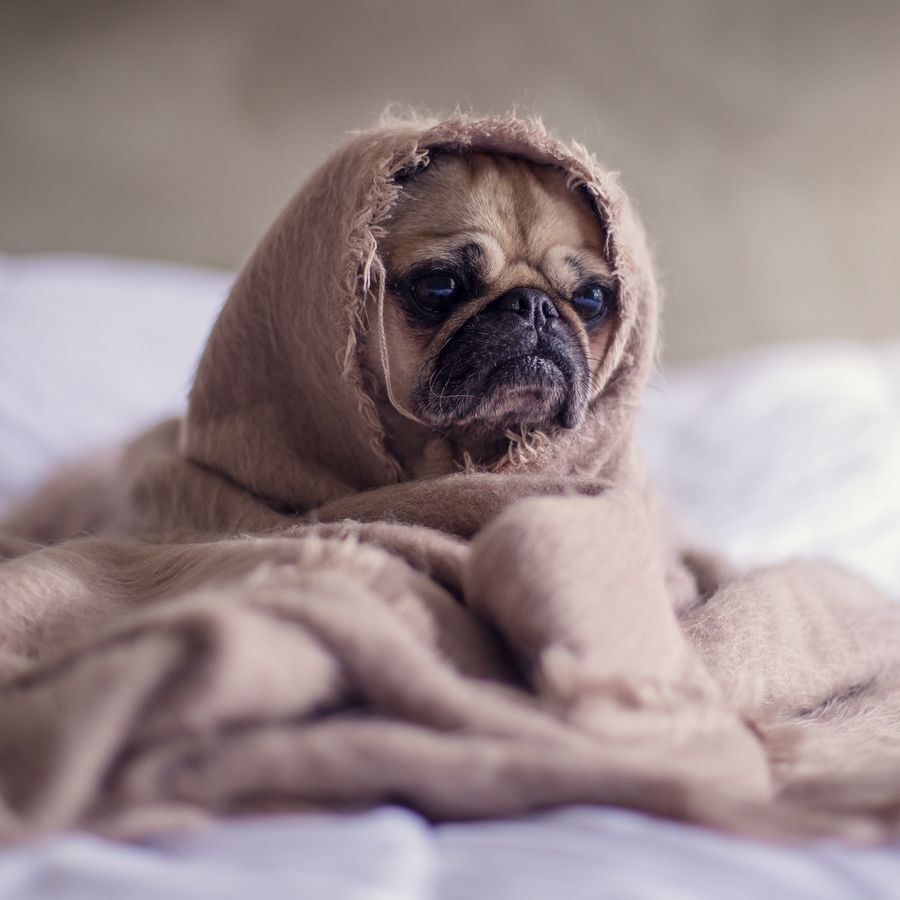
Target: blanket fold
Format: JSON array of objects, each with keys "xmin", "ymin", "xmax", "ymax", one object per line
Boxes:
[{"xmin": 2, "ymin": 113, "xmax": 899, "ymax": 844}]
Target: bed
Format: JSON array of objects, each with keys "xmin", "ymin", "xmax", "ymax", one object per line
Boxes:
[{"xmin": 2, "ymin": 253, "xmax": 899, "ymax": 899}]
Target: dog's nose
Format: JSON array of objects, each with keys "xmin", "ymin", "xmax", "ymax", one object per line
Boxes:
[{"xmin": 493, "ymin": 288, "xmax": 559, "ymax": 329}]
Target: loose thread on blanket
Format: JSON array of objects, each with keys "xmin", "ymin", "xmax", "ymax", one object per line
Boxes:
[{"xmin": 373, "ymin": 258, "xmax": 430, "ymax": 427}]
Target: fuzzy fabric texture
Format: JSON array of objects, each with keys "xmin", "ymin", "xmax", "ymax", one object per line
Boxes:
[{"xmin": 1, "ymin": 114, "xmax": 899, "ymax": 844}]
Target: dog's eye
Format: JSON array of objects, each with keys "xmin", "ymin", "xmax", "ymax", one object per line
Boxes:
[
  {"xmin": 410, "ymin": 273, "xmax": 460, "ymax": 313},
  {"xmin": 570, "ymin": 285, "xmax": 610, "ymax": 324}
]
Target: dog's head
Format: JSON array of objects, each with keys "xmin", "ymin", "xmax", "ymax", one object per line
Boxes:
[
  {"xmin": 189, "ymin": 117, "xmax": 659, "ymax": 510},
  {"xmin": 367, "ymin": 152, "xmax": 617, "ymax": 462}
]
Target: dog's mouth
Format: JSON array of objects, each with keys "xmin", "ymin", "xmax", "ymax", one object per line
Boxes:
[
  {"xmin": 486, "ymin": 352, "xmax": 566, "ymax": 400},
  {"xmin": 414, "ymin": 333, "xmax": 588, "ymax": 431},
  {"xmin": 476, "ymin": 352, "xmax": 575, "ymax": 428},
  {"xmin": 491, "ymin": 353, "xmax": 563, "ymax": 379}
]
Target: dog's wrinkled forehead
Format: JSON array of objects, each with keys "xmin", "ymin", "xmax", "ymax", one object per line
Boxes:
[{"xmin": 380, "ymin": 151, "xmax": 611, "ymax": 298}]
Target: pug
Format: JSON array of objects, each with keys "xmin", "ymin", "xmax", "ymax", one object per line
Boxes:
[{"xmin": 364, "ymin": 152, "xmax": 618, "ymax": 474}]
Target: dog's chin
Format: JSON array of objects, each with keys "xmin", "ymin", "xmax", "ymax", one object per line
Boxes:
[
  {"xmin": 415, "ymin": 352, "xmax": 584, "ymax": 433},
  {"xmin": 475, "ymin": 355, "xmax": 569, "ymax": 424}
]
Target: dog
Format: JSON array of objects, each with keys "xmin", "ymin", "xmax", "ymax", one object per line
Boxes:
[{"xmin": 365, "ymin": 151, "xmax": 618, "ymax": 473}]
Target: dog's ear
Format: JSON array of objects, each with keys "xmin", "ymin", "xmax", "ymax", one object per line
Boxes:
[{"xmin": 392, "ymin": 148, "xmax": 442, "ymax": 185}]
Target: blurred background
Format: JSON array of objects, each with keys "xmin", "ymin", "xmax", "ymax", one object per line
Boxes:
[{"xmin": 2, "ymin": 0, "xmax": 898, "ymax": 362}]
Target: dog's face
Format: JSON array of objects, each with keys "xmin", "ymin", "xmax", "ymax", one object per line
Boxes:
[{"xmin": 369, "ymin": 152, "xmax": 617, "ymax": 453}]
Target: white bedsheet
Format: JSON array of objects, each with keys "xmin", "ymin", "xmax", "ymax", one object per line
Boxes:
[{"xmin": 2, "ymin": 253, "xmax": 899, "ymax": 899}]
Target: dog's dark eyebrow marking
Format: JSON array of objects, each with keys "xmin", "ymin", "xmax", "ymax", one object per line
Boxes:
[
  {"xmin": 445, "ymin": 240, "xmax": 487, "ymax": 281},
  {"xmin": 396, "ymin": 241, "xmax": 486, "ymax": 283},
  {"xmin": 564, "ymin": 253, "xmax": 605, "ymax": 284}
]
